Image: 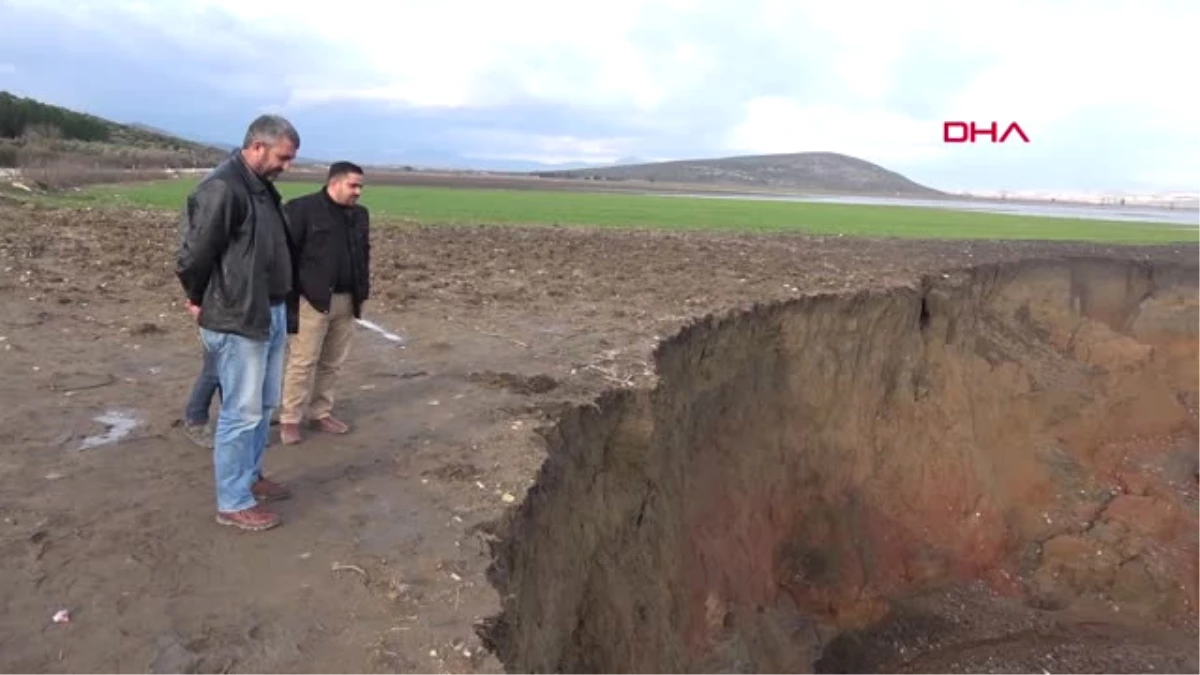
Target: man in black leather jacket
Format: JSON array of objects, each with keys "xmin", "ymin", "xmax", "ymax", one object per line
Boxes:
[
  {"xmin": 175, "ymin": 114, "xmax": 301, "ymax": 532},
  {"xmin": 278, "ymin": 161, "xmax": 371, "ymax": 444}
]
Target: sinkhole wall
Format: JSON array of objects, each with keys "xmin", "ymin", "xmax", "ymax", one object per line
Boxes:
[{"xmin": 478, "ymin": 257, "xmax": 1199, "ymax": 673}]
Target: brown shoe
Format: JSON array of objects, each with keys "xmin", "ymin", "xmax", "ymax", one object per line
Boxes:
[
  {"xmin": 313, "ymin": 416, "xmax": 350, "ymax": 434},
  {"xmin": 215, "ymin": 504, "xmax": 281, "ymax": 531},
  {"xmin": 252, "ymin": 475, "xmax": 292, "ymax": 502},
  {"xmin": 280, "ymin": 422, "xmax": 302, "ymax": 445}
]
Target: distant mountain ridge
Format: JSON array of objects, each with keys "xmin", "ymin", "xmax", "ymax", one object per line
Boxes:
[
  {"xmin": 529, "ymin": 152, "xmax": 946, "ymax": 197},
  {"xmin": 131, "ymin": 123, "xmax": 341, "ymax": 166},
  {"xmin": 1, "ymin": 90, "xmax": 225, "ymax": 170},
  {"xmin": 4, "ymin": 91, "xmax": 944, "ymax": 197}
]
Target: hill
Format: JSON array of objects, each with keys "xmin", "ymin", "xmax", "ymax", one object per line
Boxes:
[
  {"xmin": 132, "ymin": 122, "xmax": 338, "ymax": 168},
  {"xmin": 1, "ymin": 91, "xmax": 226, "ymax": 186},
  {"xmin": 530, "ymin": 152, "xmax": 945, "ymax": 197},
  {"xmin": 1, "ymin": 91, "xmax": 945, "ymax": 199}
]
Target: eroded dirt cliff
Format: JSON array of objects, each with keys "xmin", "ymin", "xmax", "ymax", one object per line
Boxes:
[{"xmin": 479, "ymin": 257, "xmax": 1200, "ymax": 673}]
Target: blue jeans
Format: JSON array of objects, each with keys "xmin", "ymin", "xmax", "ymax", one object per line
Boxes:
[
  {"xmin": 184, "ymin": 345, "xmax": 221, "ymax": 425},
  {"xmin": 200, "ymin": 303, "xmax": 288, "ymax": 513}
]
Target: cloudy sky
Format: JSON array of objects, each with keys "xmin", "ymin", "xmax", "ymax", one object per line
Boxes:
[{"xmin": 0, "ymin": 0, "xmax": 1196, "ymax": 193}]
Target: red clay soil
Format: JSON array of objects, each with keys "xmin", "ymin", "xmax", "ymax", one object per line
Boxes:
[{"xmin": 0, "ymin": 198, "xmax": 1196, "ymax": 673}]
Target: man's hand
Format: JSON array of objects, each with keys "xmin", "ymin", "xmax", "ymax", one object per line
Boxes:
[{"xmin": 186, "ymin": 300, "xmax": 201, "ymax": 320}]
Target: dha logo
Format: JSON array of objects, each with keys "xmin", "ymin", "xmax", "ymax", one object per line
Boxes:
[{"xmin": 943, "ymin": 121, "xmax": 1030, "ymax": 143}]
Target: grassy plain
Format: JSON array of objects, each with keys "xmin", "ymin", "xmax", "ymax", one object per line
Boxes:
[{"xmin": 63, "ymin": 177, "xmax": 1199, "ymax": 244}]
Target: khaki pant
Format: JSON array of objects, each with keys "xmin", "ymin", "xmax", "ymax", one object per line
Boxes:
[{"xmin": 280, "ymin": 293, "xmax": 355, "ymax": 424}]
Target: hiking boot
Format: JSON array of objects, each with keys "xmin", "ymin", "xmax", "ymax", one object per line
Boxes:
[
  {"xmin": 280, "ymin": 422, "xmax": 302, "ymax": 445},
  {"xmin": 215, "ymin": 504, "xmax": 280, "ymax": 531},
  {"xmin": 183, "ymin": 421, "xmax": 213, "ymax": 449},
  {"xmin": 252, "ymin": 475, "xmax": 292, "ymax": 502},
  {"xmin": 313, "ymin": 416, "xmax": 350, "ymax": 435}
]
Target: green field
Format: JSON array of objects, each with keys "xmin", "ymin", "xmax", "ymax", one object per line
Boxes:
[{"xmin": 66, "ymin": 177, "xmax": 1199, "ymax": 244}]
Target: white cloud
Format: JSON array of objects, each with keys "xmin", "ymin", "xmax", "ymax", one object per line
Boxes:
[
  {"xmin": 451, "ymin": 130, "xmax": 637, "ymax": 165},
  {"xmin": 726, "ymin": 98, "xmax": 949, "ymax": 165},
  {"xmin": 3, "ymin": 0, "xmax": 1197, "ymax": 190},
  {"xmin": 184, "ymin": 0, "xmax": 665, "ymax": 110},
  {"xmin": 767, "ymin": 2, "xmax": 935, "ymax": 105},
  {"xmin": 714, "ymin": 0, "xmax": 1198, "ymax": 190},
  {"xmin": 260, "ymin": 1, "xmax": 1195, "ymax": 144}
]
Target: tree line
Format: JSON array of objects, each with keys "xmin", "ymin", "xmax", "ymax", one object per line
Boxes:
[{"xmin": 0, "ymin": 91, "xmax": 112, "ymax": 142}]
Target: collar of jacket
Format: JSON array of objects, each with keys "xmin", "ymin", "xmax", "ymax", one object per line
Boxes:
[
  {"xmin": 227, "ymin": 149, "xmax": 275, "ymax": 197},
  {"xmin": 321, "ymin": 185, "xmax": 354, "ymax": 212}
]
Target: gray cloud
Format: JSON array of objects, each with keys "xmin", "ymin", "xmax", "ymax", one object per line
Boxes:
[{"xmin": 1, "ymin": 0, "xmax": 1195, "ymax": 192}]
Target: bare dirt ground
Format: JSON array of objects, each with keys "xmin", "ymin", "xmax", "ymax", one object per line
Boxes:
[{"xmin": 0, "ymin": 197, "xmax": 1196, "ymax": 673}]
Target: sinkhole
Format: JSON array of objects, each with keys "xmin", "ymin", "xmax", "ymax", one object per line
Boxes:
[{"xmin": 478, "ymin": 257, "xmax": 1199, "ymax": 673}]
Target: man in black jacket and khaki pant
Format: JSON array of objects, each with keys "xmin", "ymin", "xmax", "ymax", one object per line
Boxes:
[{"xmin": 279, "ymin": 161, "xmax": 370, "ymax": 445}]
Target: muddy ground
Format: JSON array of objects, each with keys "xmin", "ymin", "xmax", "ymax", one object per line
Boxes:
[{"xmin": 0, "ymin": 197, "xmax": 1196, "ymax": 673}]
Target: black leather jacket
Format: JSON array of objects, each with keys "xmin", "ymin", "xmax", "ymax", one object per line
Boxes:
[
  {"xmin": 283, "ymin": 188, "xmax": 371, "ymax": 334},
  {"xmin": 175, "ymin": 151, "xmax": 295, "ymax": 340}
]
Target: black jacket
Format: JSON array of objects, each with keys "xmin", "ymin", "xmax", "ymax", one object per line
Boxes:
[
  {"xmin": 283, "ymin": 188, "xmax": 371, "ymax": 333},
  {"xmin": 175, "ymin": 151, "xmax": 295, "ymax": 340}
]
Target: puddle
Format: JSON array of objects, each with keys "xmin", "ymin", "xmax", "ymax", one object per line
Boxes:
[
  {"xmin": 356, "ymin": 318, "xmax": 408, "ymax": 345},
  {"xmin": 78, "ymin": 410, "xmax": 141, "ymax": 450}
]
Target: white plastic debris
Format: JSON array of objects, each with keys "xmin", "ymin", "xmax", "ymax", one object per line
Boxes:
[
  {"xmin": 355, "ymin": 318, "xmax": 407, "ymax": 345},
  {"xmin": 52, "ymin": 609, "xmax": 70, "ymax": 624}
]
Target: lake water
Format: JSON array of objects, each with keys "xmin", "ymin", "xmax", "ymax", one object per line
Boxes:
[{"xmin": 668, "ymin": 193, "xmax": 1200, "ymax": 227}]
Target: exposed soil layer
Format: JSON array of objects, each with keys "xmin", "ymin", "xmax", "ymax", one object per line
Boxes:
[
  {"xmin": 480, "ymin": 258, "xmax": 1200, "ymax": 673},
  {"xmin": 0, "ymin": 199, "xmax": 1196, "ymax": 673}
]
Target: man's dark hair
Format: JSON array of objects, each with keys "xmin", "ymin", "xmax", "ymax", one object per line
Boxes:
[
  {"xmin": 242, "ymin": 114, "xmax": 301, "ymax": 149},
  {"xmin": 328, "ymin": 161, "xmax": 363, "ymax": 181}
]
